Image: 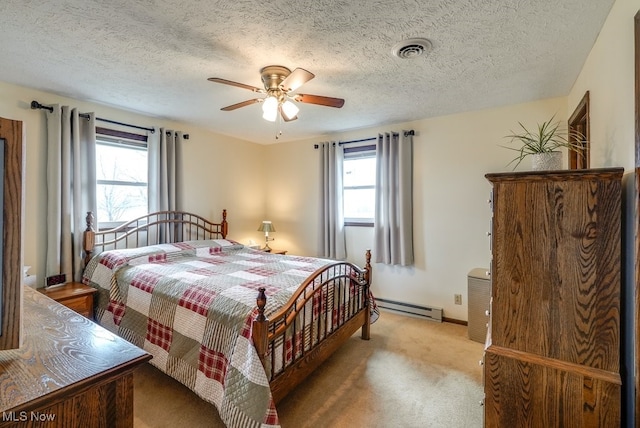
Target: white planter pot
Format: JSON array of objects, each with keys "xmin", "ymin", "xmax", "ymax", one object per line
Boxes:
[{"xmin": 531, "ymin": 152, "xmax": 562, "ymax": 171}]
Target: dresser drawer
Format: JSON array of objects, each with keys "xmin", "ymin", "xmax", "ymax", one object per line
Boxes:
[
  {"xmin": 38, "ymin": 282, "xmax": 97, "ymax": 319},
  {"xmin": 60, "ymin": 295, "xmax": 93, "ymax": 317}
]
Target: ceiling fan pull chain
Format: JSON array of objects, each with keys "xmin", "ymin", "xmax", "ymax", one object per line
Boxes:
[{"xmin": 275, "ymin": 116, "xmax": 283, "ymax": 140}]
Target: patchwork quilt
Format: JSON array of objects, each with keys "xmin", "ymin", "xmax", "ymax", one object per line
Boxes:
[{"xmin": 82, "ymin": 239, "xmax": 342, "ymax": 428}]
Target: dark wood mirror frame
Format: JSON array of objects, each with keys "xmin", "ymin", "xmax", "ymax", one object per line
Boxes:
[
  {"xmin": 0, "ymin": 117, "xmax": 24, "ymax": 350},
  {"xmin": 635, "ymin": 9, "xmax": 640, "ymax": 424}
]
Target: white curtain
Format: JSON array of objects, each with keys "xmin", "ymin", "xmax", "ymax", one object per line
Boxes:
[
  {"xmin": 148, "ymin": 128, "xmax": 183, "ymax": 212},
  {"xmin": 148, "ymin": 128, "xmax": 183, "ymax": 243},
  {"xmin": 318, "ymin": 142, "xmax": 346, "ymax": 260},
  {"xmin": 374, "ymin": 131, "xmax": 414, "ymax": 266},
  {"xmin": 45, "ymin": 105, "xmax": 97, "ymax": 282}
]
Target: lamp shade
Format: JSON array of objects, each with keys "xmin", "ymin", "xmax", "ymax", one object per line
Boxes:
[
  {"xmin": 262, "ymin": 96, "xmax": 278, "ymax": 122},
  {"xmin": 258, "ymin": 221, "xmax": 275, "ymax": 233},
  {"xmin": 281, "ymin": 100, "xmax": 299, "ymax": 120}
]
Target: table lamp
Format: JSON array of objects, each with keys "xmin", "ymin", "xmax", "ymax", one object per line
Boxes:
[{"xmin": 257, "ymin": 220, "xmax": 275, "ymax": 252}]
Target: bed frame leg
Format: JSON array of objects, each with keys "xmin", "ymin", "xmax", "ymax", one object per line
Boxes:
[
  {"xmin": 252, "ymin": 287, "xmax": 270, "ymax": 377},
  {"xmin": 361, "ymin": 304, "xmax": 371, "ymax": 340}
]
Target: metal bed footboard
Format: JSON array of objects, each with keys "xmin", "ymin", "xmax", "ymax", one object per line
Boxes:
[{"xmin": 252, "ymin": 250, "xmax": 372, "ymax": 403}]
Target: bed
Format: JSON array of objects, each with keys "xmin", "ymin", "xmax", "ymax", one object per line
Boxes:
[{"xmin": 81, "ymin": 210, "xmax": 374, "ymax": 428}]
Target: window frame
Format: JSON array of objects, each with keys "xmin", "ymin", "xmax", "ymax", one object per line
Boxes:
[
  {"xmin": 95, "ymin": 129, "xmax": 149, "ymax": 230},
  {"xmin": 343, "ymin": 144, "xmax": 376, "ymax": 227},
  {"xmin": 568, "ymin": 91, "xmax": 590, "ymax": 169}
]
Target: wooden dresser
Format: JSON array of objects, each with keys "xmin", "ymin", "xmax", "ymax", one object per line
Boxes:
[
  {"xmin": 0, "ymin": 286, "xmax": 151, "ymax": 427},
  {"xmin": 484, "ymin": 168, "xmax": 622, "ymax": 427}
]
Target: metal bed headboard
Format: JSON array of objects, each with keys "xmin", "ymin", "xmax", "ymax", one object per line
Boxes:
[{"xmin": 83, "ymin": 209, "xmax": 228, "ymax": 265}]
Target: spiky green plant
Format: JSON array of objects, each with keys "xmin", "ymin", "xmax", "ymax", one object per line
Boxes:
[{"xmin": 501, "ymin": 115, "xmax": 586, "ymax": 169}]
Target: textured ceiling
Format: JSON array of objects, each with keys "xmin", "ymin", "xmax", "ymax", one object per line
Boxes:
[{"xmin": 0, "ymin": 0, "xmax": 614, "ymax": 144}]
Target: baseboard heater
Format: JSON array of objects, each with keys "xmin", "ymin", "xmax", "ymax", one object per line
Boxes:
[{"xmin": 375, "ymin": 297, "xmax": 442, "ymax": 322}]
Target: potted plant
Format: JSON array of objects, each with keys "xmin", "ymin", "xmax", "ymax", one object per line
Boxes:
[{"xmin": 502, "ymin": 115, "xmax": 586, "ymax": 170}]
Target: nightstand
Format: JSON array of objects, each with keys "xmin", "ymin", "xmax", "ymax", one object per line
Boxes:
[
  {"xmin": 38, "ymin": 282, "xmax": 98, "ymax": 319},
  {"xmin": 263, "ymin": 248, "xmax": 287, "ymax": 255}
]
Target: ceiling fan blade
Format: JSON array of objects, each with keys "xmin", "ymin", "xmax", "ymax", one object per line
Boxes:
[
  {"xmin": 220, "ymin": 99, "xmax": 262, "ymax": 111},
  {"xmin": 207, "ymin": 77, "xmax": 263, "ymax": 93},
  {"xmin": 294, "ymin": 93, "xmax": 345, "ymax": 108},
  {"xmin": 280, "ymin": 68, "xmax": 315, "ymax": 92}
]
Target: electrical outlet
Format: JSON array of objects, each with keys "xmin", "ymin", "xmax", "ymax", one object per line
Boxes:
[{"xmin": 454, "ymin": 294, "xmax": 462, "ymax": 305}]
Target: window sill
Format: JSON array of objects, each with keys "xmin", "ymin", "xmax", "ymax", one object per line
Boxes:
[{"xmin": 344, "ymin": 221, "xmax": 373, "ymax": 227}]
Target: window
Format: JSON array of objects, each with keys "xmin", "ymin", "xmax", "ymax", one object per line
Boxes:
[
  {"xmin": 343, "ymin": 145, "xmax": 376, "ymax": 226},
  {"xmin": 96, "ymin": 135, "xmax": 148, "ymax": 228}
]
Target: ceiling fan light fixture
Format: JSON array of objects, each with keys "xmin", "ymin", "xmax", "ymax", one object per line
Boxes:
[
  {"xmin": 281, "ymin": 100, "xmax": 299, "ymax": 120},
  {"xmin": 262, "ymin": 96, "xmax": 278, "ymax": 122}
]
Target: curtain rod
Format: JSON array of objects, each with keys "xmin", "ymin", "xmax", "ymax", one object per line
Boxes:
[
  {"xmin": 339, "ymin": 137, "xmax": 376, "ymax": 146},
  {"xmin": 313, "ymin": 130, "xmax": 414, "ymax": 149},
  {"xmin": 30, "ymin": 100, "xmax": 190, "ymax": 139}
]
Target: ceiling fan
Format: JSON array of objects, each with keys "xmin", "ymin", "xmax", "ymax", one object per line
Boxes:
[{"xmin": 207, "ymin": 65, "xmax": 345, "ymax": 122}]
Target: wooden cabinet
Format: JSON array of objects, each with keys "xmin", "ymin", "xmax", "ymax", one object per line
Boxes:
[
  {"xmin": 0, "ymin": 286, "xmax": 151, "ymax": 427},
  {"xmin": 484, "ymin": 168, "xmax": 623, "ymax": 427},
  {"xmin": 38, "ymin": 282, "xmax": 97, "ymax": 319}
]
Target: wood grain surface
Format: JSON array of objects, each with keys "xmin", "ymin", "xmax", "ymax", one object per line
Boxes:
[
  {"xmin": 0, "ymin": 287, "xmax": 150, "ymax": 426},
  {"xmin": 484, "ymin": 168, "xmax": 622, "ymax": 427},
  {"xmin": 0, "ymin": 117, "xmax": 23, "ymax": 351}
]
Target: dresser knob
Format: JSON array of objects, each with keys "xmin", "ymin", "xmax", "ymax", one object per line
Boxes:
[
  {"xmin": 478, "ymin": 359, "xmax": 484, "ymax": 366},
  {"xmin": 486, "ymin": 231, "xmax": 491, "ymax": 236},
  {"xmin": 479, "ymin": 400, "xmax": 484, "ymax": 406},
  {"xmin": 485, "ymin": 310, "xmax": 490, "ymax": 317}
]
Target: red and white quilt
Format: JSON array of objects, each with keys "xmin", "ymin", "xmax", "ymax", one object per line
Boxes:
[{"xmin": 82, "ymin": 239, "xmax": 340, "ymax": 428}]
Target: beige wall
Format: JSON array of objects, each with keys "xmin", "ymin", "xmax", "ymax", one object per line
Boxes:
[{"xmin": 0, "ymin": 80, "xmax": 267, "ymax": 287}]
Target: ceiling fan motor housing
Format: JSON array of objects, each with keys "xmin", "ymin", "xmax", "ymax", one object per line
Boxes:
[{"xmin": 260, "ymin": 65, "xmax": 291, "ymax": 90}]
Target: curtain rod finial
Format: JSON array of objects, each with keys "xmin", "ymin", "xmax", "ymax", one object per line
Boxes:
[{"xmin": 30, "ymin": 100, "xmax": 53, "ymax": 112}]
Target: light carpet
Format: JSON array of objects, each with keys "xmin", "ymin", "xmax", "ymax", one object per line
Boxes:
[{"xmin": 133, "ymin": 310, "xmax": 485, "ymax": 427}]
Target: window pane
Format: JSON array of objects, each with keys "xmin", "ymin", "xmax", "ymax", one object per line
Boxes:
[
  {"xmin": 96, "ymin": 144, "xmax": 147, "ymax": 182},
  {"xmin": 97, "ymin": 184, "xmax": 148, "ymax": 222},
  {"xmin": 343, "ymin": 154, "xmax": 376, "ymax": 224},
  {"xmin": 344, "ymin": 188, "xmax": 375, "ymax": 219},
  {"xmin": 344, "ymin": 157, "xmax": 376, "ymax": 187},
  {"xmin": 96, "ymin": 139, "xmax": 148, "ymax": 225}
]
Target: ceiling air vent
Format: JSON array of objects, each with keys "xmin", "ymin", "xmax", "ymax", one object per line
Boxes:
[{"xmin": 391, "ymin": 38, "xmax": 433, "ymax": 59}]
